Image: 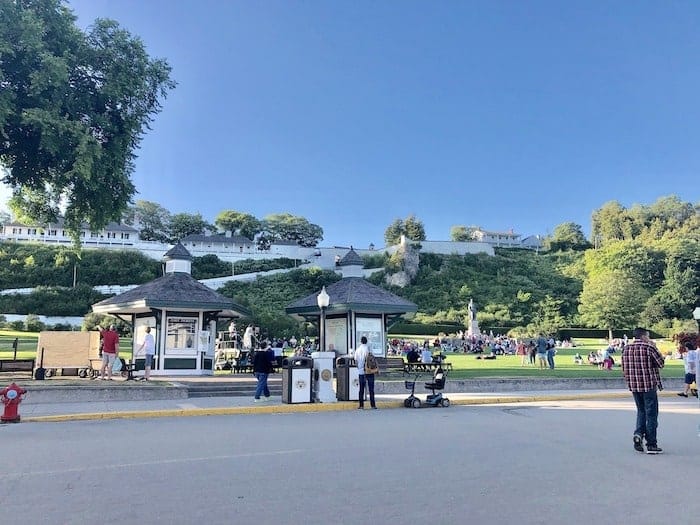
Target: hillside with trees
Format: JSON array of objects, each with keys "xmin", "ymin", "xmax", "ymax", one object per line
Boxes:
[
  {"xmin": 0, "ymin": 196, "xmax": 696, "ymax": 339},
  {"xmin": 217, "ymin": 196, "xmax": 698, "ymax": 338}
]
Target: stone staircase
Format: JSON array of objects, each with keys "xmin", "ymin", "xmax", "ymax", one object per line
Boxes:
[{"xmin": 182, "ymin": 379, "xmax": 283, "ymax": 398}]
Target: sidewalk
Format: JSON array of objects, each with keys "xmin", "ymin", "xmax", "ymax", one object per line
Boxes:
[
  {"xmin": 17, "ymin": 389, "xmax": 655, "ymax": 423},
  {"xmin": 6, "ymin": 373, "xmax": 694, "ymax": 423}
]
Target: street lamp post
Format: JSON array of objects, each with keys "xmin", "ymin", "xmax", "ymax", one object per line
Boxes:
[
  {"xmin": 317, "ymin": 286, "xmax": 330, "ymax": 352},
  {"xmin": 312, "ymin": 285, "xmax": 336, "ymax": 403}
]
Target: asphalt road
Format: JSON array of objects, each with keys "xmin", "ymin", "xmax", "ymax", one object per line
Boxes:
[{"xmin": 1, "ymin": 398, "xmax": 699, "ymax": 525}]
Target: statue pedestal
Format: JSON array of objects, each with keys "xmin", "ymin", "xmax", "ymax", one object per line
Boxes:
[{"xmin": 468, "ymin": 320, "xmax": 480, "ymax": 337}]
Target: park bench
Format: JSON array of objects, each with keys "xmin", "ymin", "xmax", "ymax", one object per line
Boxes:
[
  {"xmin": 376, "ymin": 356, "xmax": 407, "ymax": 376},
  {"xmin": 0, "ymin": 358, "xmax": 36, "ymax": 373},
  {"xmin": 405, "ymin": 361, "xmax": 453, "ymax": 374}
]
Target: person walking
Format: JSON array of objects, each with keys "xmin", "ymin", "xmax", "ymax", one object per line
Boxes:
[
  {"xmin": 100, "ymin": 325, "xmax": 119, "ymax": 380},
  {"xmin": 354, "ymin": 336, "xmax": 377, "ymax": 409},
  {"xmin": 622, "ymin": 327, "xmax": 665, "ymax": 454},
  {"xmin": 252, "ymin": 341, "xmax": 274, "ymax": 402},
  {"xmin": 677, "ymin": 341, "xmax": 697, "ymax": 398},
  {"xmin": 137, "ymin": 326, "xmax": 155, "ymax": 381}
]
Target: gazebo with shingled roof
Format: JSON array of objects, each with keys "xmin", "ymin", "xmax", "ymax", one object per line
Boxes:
[
  {"xmin": 285, "ymin": 277, "xmax": 417, "ymax": 356},
  {"xmin": 92, "ymin": 243, "xmax": 250, "ymax": 376}
]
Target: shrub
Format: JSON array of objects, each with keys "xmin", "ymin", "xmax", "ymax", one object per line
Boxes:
[{"xmin": 24, "ymin": 314, "xmax": 46, "ymax": 332}]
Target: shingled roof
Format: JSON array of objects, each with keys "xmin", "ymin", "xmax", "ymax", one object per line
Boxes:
[
  {"xmin": 338, "ymin": 248, "xmax": 363, "ymax": 267},
  {"xmin": 92, "ymin": 272, "xmax": 250, "ymax": 317},
  {"xmin": 285, "ymin": 277, "xmax": 417, "ymax": 317},
  {"xmin": 164, "ymin": 242, "xmax": 193, "ymax": 261}
]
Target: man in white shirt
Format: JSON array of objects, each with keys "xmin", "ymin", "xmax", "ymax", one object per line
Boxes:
[
  {"xmin": 138, "ymin": 326, "xmax": 156, "ymax": 381},
  {"xmin": 353, "ymin": 336, "xmax": 377, "ymax": 410}
]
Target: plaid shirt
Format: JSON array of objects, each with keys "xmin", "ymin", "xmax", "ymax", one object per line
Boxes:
[{"xmin": 622, "ymin": 340, "xmax": 665, "ymax": 392}]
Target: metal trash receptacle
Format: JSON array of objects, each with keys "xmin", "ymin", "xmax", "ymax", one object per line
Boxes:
[
  {"xmin": 336, "ymin": 356, "xmax": 359, "ymax": 401},
  {"xmin": 282, "ymin": 356, "xmax": 313, "ymax": 404}
]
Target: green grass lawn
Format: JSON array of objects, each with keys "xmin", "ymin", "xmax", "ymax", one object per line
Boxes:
[
  {"xmin": 395, "ymin": 336, "xmax": 683, "ymax": 380},
  {"xmin": 0, "ymin": 331, "xmax": 133, "ymax": 361},
  {"xmin": 0, "ymin": 331, "xmax": 684, "ymax": 381}
]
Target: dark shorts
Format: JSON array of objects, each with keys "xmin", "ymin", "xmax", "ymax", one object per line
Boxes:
[
  {"xmin": 145, "ymin": 354, "xmax": 154, "ymax": 368},
  {"xmin": 685, "ymin": 373, "xmax": 696, "ymax": 384}
]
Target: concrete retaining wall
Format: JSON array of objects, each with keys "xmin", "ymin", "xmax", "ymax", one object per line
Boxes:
[
  {"xmin": 374, "ymin": 377, "xmax": 685, "ymax": 394},
  {"xmin": 23, "ymin": 384, "xmax": 189, "ymax": 404},
  {"xmin": 17, "ymin": 377, "xmax": 685, "ymax": 403}
]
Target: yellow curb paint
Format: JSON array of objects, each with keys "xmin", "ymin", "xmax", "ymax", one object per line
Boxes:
[{"xmin": 22, "ymin": 390, "xmax": 648, "ymax": 423}]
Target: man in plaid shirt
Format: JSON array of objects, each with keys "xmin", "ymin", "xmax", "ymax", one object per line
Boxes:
[{"xmin": 622, "ymin": 327, "xmax": 665, "ymax": 454}]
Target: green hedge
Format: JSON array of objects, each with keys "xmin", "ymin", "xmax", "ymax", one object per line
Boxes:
[
  {"xmin": 389, "ymin": 323, "xmax": 663, "ymax": 340},
  {"xmin": 557, "ymin": 328, "xmax": 662, "ymax": 340},
  {"xmin": 389, "ymin": 321, "xmax": 464, "ymax": 335}
]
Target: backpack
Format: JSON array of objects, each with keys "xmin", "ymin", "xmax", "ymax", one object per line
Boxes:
[{"xmin": 365, "ymin": 351, "xmax": 379, "ymax": 375}]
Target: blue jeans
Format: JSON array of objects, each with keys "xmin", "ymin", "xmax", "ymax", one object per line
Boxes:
[
  {"xmin": 632, "ymin": 390, "xmax": 659, "ymax": 446},
  {"xmin": 254, "ymin": 372, "xmax": 270, "ymax": 399},
  {"xmin": 358, "ymin": 374, "xmax": 376, "ymax": 408},
  {"xmin": 547, "ymin": 350, "xmax": 555, "ymax": 369}
]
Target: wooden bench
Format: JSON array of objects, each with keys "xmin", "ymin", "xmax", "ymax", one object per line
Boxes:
[
  {"xmin": 0, "ymin": 359, "xmax": 35, "ymax": 373},
  {"xmin": 377, "ymin": 357, "xmax": 407, "ymax": 376}
]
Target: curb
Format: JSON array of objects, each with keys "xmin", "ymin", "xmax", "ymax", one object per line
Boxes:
[{"xmin": 21, "ymin": 390, "xmax": 653, "ymax": 423}]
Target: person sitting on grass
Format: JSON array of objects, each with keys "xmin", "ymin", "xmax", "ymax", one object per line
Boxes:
[{"xmin": 574, "ymin": 353, "xmax": 583, "ymax": 365}]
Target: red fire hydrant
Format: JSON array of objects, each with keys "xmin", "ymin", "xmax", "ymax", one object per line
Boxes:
[{"xmin": 1, "ymin": 382, "xmax": 27, "ymax": 423}]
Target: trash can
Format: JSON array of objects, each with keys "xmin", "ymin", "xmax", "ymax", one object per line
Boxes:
[
  {"xmin": 336, "ymin": 356, "xmax": 359, "ymax": 401},
  {"xmin": 282, "ymin": 356, "xmax": 313, "ymax": 404}
]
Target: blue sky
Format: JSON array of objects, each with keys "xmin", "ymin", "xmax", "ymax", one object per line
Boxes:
[{"xmin": 44, "ymin": 1, "xmax": 700, "ymax": 246}]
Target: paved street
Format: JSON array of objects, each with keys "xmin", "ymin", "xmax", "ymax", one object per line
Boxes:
[{"xmin": 1, "ymin": 397, "xmax": 699, "ymax": 525}]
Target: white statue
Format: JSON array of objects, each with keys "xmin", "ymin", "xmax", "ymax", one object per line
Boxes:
[{"xmin": 468, "ymin": 299, "xmax": 480, "ymax": 337}]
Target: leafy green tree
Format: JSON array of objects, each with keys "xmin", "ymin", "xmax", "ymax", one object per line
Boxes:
[
  {"xmin": 404, "ymin": 215, "xmax": 426, "ymax": 241},
  {"xmin": 643, "ymin": 239, "xmax": 700, "ymax": 320},
  {"xmin": 82, "ymin": 312, "xmax": 129, "ymax": 333},
  {"xmin": 591, "ymin": 201, "xmax": 626, "ymax": 246},
  {"xmin": 384, "ymin": 215, "xmax": 426, "ymax": 245},
  {"xmin": 123, "ymin": 200, "xmax": 171, "ymax": 242},
  {"xmin": 584, "ymin": 241, "xmax": 665, "ymax": 289},
  {"xmin": 578, "ymin": 272, "xmax": 648, "ymax": 339},
  {"xmin": 545, "ymin": 222, "xmax": 590, "ymax": 252},
  {"xmin": 168, "ymin": 212, "xmax": 213, "ymax": 242},
  {"xmin": 450, "ymin": 225, "xmax": 474, "ymax": 242},
  {"xmin": 384, "ymin": 218, "xmax": 404, "ymax": 245},
  {"xmin": 0, "ymin": 284, "xmax": 108, "ymax": 316},
  {"xmin": 529, "ymin": 295, "xmax": 567, "ymax": 335},
  {"xmin": 591, "ymin": 196, "xmax": 699, "ymax": 246},
  {"xmin": 214, "ymin": 210, "xmax": 261, "ymax": 240},
  {"xmin": 261, "ymin": 213, "xmax": 323, "ymax": 247},
  {"xmin": 0, "ymin": 1, "xmax": 175, "ymax": 242},
  {"xmin": 24, "ymin": 313, "xmax": 45, "ymax": 332}
]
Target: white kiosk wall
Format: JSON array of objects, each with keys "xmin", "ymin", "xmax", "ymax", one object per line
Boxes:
[
  {"xmin": 133, "ymin": 316, "xmax": 157, "ymax": 370},
  {"xmin": 355, "ymin": 316, "xmax": 384, "ymax": 356},
  {"xmin": 325, "ymin": 317, "xmax": 348, "ymax": 354}
]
